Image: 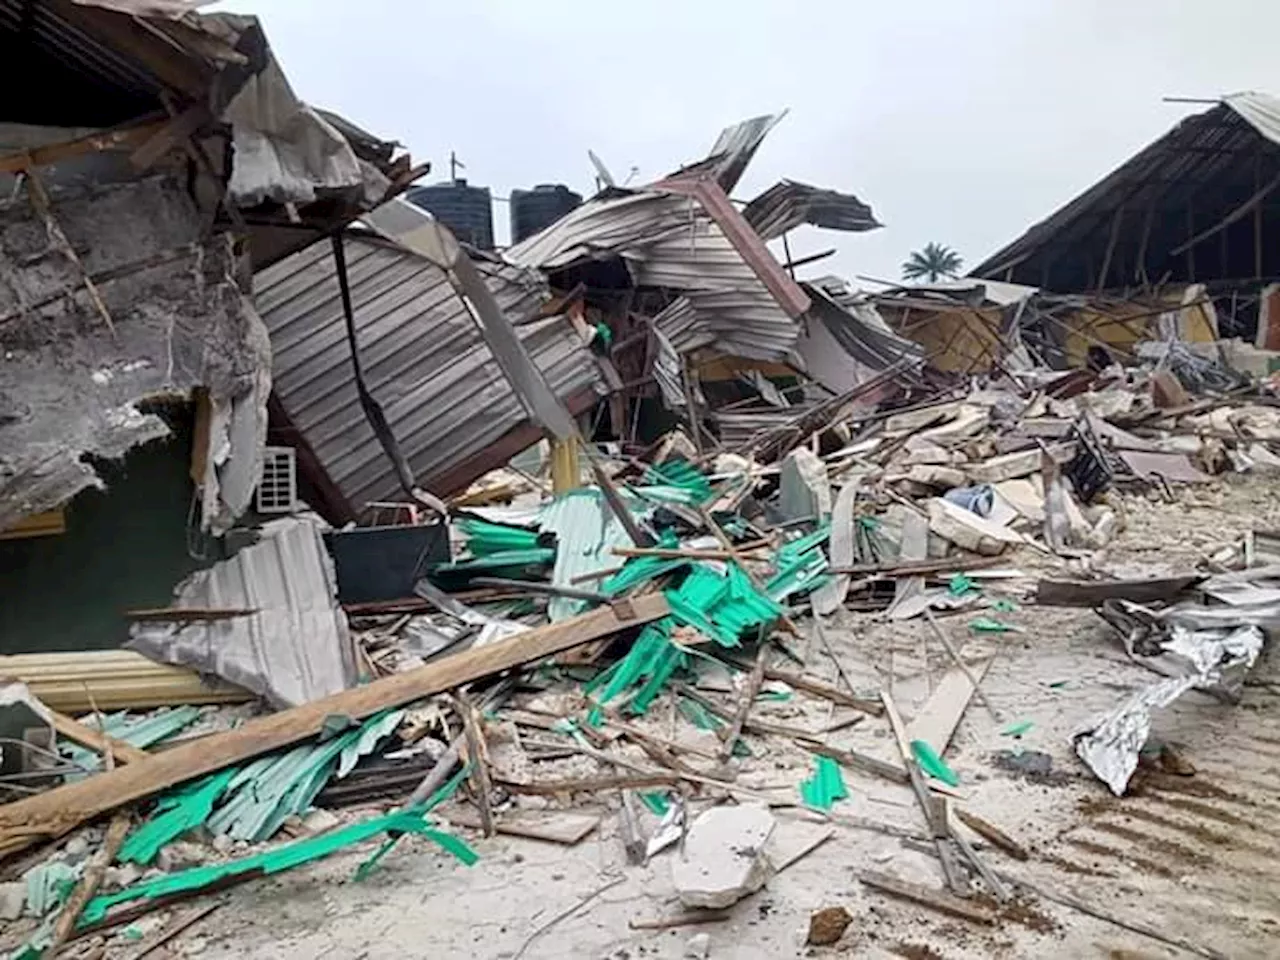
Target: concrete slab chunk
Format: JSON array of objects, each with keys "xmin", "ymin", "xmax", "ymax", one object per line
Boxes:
[
  {"xmin": 672, "ymin": 803, "xmax": 776, "ymax": 909},
  {"xmin": 0, "ymin": 880, "xmax": 24, "ymax": 921}
]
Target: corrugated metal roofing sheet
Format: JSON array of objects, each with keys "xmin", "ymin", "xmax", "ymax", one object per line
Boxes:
[
  {"xmin": 510, "ymin": 189, "xmax": 804, "ymax": 361},
  {"xmin": 702, "ymin": 113, "xmax": 785, "ymax": 192},
  {"xmin": 256, "ymin": 234, "xmax": 604, "ymax": 509},
  {"xmin": 742, "ymin": 180, "xmax": 881, "ymax": 241},
  {"xmin": 505, "ymin": 191, "xmax": 698, "ymax": 271},
  {"xmin": 128, "ymin": 515, "xmax": 356, "ymax": 709}
]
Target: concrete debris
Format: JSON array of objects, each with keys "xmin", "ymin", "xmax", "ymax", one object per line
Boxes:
[
  {"xmin": 0, "ymin": 880, "xmax": 25, "ymax": 921},
  {"xmin": 779, "ymin": 448, "xmax": 833, "ymax": 522},
  {"xmin": 672, "ymin": 804, "xmax": 776, "ymax": 909},
  {"xmin": 927, "ymin": 498, "xmax": 1025, "ymax": 555}
]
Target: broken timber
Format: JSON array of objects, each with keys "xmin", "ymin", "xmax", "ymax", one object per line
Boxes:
[
  {"xmin": 858, "ymin": 869, "xmax": 995, "ymax": 925},
  {"xmin": 0, "ymin": 595, "xmax": 669, "ymax": 858}
]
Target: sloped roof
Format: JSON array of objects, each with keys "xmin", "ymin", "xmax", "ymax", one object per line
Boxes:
[{"xmin": 971, "ymin": 92, "xmax": 1280, "ymax": 291}]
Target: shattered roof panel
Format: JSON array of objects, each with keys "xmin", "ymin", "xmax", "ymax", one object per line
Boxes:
[
  {"xmin": 128, "ymin": 514, "xmax": 357, "ymax": 709},
  {"xmin": 701, "ymin": 113, "xmax": 785, "ymax": 192},
  {"xmin": 631, "ymin": 210, "xmax": 802, "ymax": 361},
  {"xmin": 257, "ymin": 234, "xmax": 604, "ymax": 509},
  {"xmin": 804, "ymin": 285, "xmax": 926, "ymax": 374},
  {"xmin": 504, "ymin": 191, "xmax": 697, "ymax": 271},
  {"xmin": 506, "ymin": 185, "xmax": 806, "ymax": 361},
  {"xmin": 742, "ymin": 180, "xmax": 881, "ymax": 241}
]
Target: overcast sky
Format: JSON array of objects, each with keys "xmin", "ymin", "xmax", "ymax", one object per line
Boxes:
[{"xmin": 218, "ymin": 0, "xmax": 1279, "ymax": 286}]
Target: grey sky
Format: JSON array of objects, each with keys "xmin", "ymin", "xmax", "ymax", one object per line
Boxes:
[{"xmin": 219, "ymin": 0, "xmax": 1280, "ymax": 286}]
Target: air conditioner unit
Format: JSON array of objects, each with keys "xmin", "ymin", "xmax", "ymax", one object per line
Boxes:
[{"xmin": 256, "ymin": 446, "xmax": 297, "ymax": 514}]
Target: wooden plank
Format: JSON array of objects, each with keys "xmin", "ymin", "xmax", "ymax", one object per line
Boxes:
[
  {"xmin": 443, "ymin": 808, "xmax": 600, "ymax": 846},
  {"xmin": 1035, "ymin": 575, "xmax": 1203, "ymax": 607},
  {"xmin": 46, "ymin": 814, "xmax": 131, "ymax": 955},
  {"xmin": 50, "ymin": 712, "xmax": 150, "ymax": 766},
  {"xmin": 858, "ymin": 869, "xmax": 994, "ymax": 925},
  {"xmin": 760, "ymin": 665, "xmax": 883, "ymax": 716},
  {"xmin": 0, "ymin": 119, "xmax": 167, "ymax": 174},
  {"xmin": 904, "ymin": 657, "xmax": 992, "ymax": 755},
  {"xmin": 0, "ymin": 594, "xmax": 669, "ymax": 859},
  {"xmin": 718, "ymin": 644, "xmax": 768, "ymax": 760},
  {"xmin": 954, "ymin": 808, "xmax": 1028, "ymax": 861}
]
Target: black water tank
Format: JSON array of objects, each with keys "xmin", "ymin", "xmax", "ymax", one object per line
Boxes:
[
  {"xmin": 405, "ymin": 179, "xmax": 494, "ymax": 249},
  {"xmin": 510, "ymin": 184, "xmax": 583, "ymax": 242}
]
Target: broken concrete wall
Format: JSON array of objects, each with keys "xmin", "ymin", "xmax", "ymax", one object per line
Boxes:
[{"xmin": 0, "ymin": 173, "xmax": 271, "ymax": 534}]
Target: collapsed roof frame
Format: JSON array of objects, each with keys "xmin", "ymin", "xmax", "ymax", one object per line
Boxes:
[{"xmin": 972, "ymin": 93, "xmax": 1280, "ymax": 294}]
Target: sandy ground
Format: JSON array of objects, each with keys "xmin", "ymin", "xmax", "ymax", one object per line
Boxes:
[{"xmin": 10, "ymin": 476, "xmax": 1280, "ymax": 960}]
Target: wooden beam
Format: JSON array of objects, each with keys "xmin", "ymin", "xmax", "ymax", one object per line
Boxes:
[
  {"xmin": 50, "ymin": 712, "xmax": 150, "ymax": 766},
  {"xmin": 0, "ymin": 117, "xmax": 167, "ymax": 175},
  {"xmin": 1096, "ymin": 205, "xmax": 1124, "ymax": 294},
  {"xmin": 0, "ymin": 595, "xmax": 670, "ymax": 859},
  {"xmin": 858, "ymin": 869, "xmax": 994, "ymax": 925},
  {"xmin": 1170, "ymin": 167, "xmax": 1280, "ymax": 257}
]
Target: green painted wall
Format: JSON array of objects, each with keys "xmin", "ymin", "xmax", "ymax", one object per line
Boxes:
[{"xmin": 0, "ymin": 411, "xmax": 231, "ymax": 655}]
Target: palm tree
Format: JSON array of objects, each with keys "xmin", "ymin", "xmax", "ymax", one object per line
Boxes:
[{"xmin": 901, "ymin": 243, "xmax": 963, "ymax": 283}]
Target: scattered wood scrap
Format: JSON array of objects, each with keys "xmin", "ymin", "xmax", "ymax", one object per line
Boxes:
[
  {"xmin": 954, "ymin": 808, "xmax": 1029, "ymax": 861},
  {"xmin": 443, "ymin": 809, "xmax": 601, "ymax": 846},
  {"xmin": 858, "ymin": 869, "xmax": 995, "ymax": 925},
  {"xmin": 1035, "ymin": 574, "xmax": 1204, "ymax": 606},
  {"xmin": 759, "ymin": 665, "xmax": 883, "ymax": 716},
  {"xmin": 0, "ymin": 595, "xmax": 670, "ymax": 858},
  {"xmin": 905, "ymin": 656, "xmax": 993, "ymax": 754},
  {"xmin": 46, "ymin": 813, "xmax": 131, "ymax": 956},
  {"xmin": 50, "ymin": 712, "xmax": 150, "ymax": 766}
]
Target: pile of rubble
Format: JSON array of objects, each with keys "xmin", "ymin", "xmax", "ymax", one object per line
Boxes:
[
  {"xmin": 1, "ymin": 8, "xmax": 1279, "ymax": 954},
  {"xmin": 4, "ymin": 337, "xmax": 1279, "ymax": 958}
]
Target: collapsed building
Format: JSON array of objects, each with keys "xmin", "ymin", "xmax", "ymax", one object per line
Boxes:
[
  {"xmin": 0, "ymin": 0, "xmax": 416, "ymax": 650},
  {"xmin": 879, "ymin": 92, "xmax": 1280, "ymax": 377}
]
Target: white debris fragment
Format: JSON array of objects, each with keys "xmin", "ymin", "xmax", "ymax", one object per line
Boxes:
[
  {"xmin": 672, "ymin": 803, "xmax": 775, "ymax": 909},
  {"xmin": 0, "ymin": 881, "xmax": 25, "ymax": 921}
]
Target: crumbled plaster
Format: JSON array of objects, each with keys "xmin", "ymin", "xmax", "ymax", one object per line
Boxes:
[{"xmin": 0, "ymin": 173, "xmax": 270, "ymax": 533}]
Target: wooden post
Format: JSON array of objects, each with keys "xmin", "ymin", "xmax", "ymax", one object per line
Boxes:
[
  {"xmin": 1185, "ymin": 204, "xmax": 1196, "ymax": 281},
  {"xmin": 1096, "ymin": 205, "xmax": 1123, "ymax": 294},
  {"xmin": 1256, "ymin": 155, "xmax": 1264, "ymax": 279},
  {"xmin": 550, "ymin": 436, "xmax": 581, "ymax": 493}
]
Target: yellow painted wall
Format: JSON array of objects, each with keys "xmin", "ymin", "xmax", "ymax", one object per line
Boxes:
[{"xmin": 883, "ymin": 305, "xmax": 1004, "ymax": 373}]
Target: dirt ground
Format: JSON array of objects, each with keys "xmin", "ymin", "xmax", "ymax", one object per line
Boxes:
[{"xmin": 26, "ymin": 477, "xmax": 1280, "ymax": 959}]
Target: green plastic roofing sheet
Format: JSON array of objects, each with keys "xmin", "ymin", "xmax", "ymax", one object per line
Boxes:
[
  {"xmin": 62, "ymin": 706, "xmax": 203, "ymax": 779},
  {"xmin": 799, "ymin": 755, "xmax": 848, "ymax": 810},
  {"xmin": 455, "ymin": 517, "xmax": 541, "ymax": 555},
  {"xmin": 765, "ymin": 524, "xmax": 832, "ymax": 602},
  {"xmin": 82, "ymin": 809, "xmax": 476, "ymax": 928},
  {"xmin": 642, "ymin": 460, "xmax": 714, "ymax": 504},
  {"xmin": 119, "ymin": 711, "xmax": 405, "ymax": 863}
]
